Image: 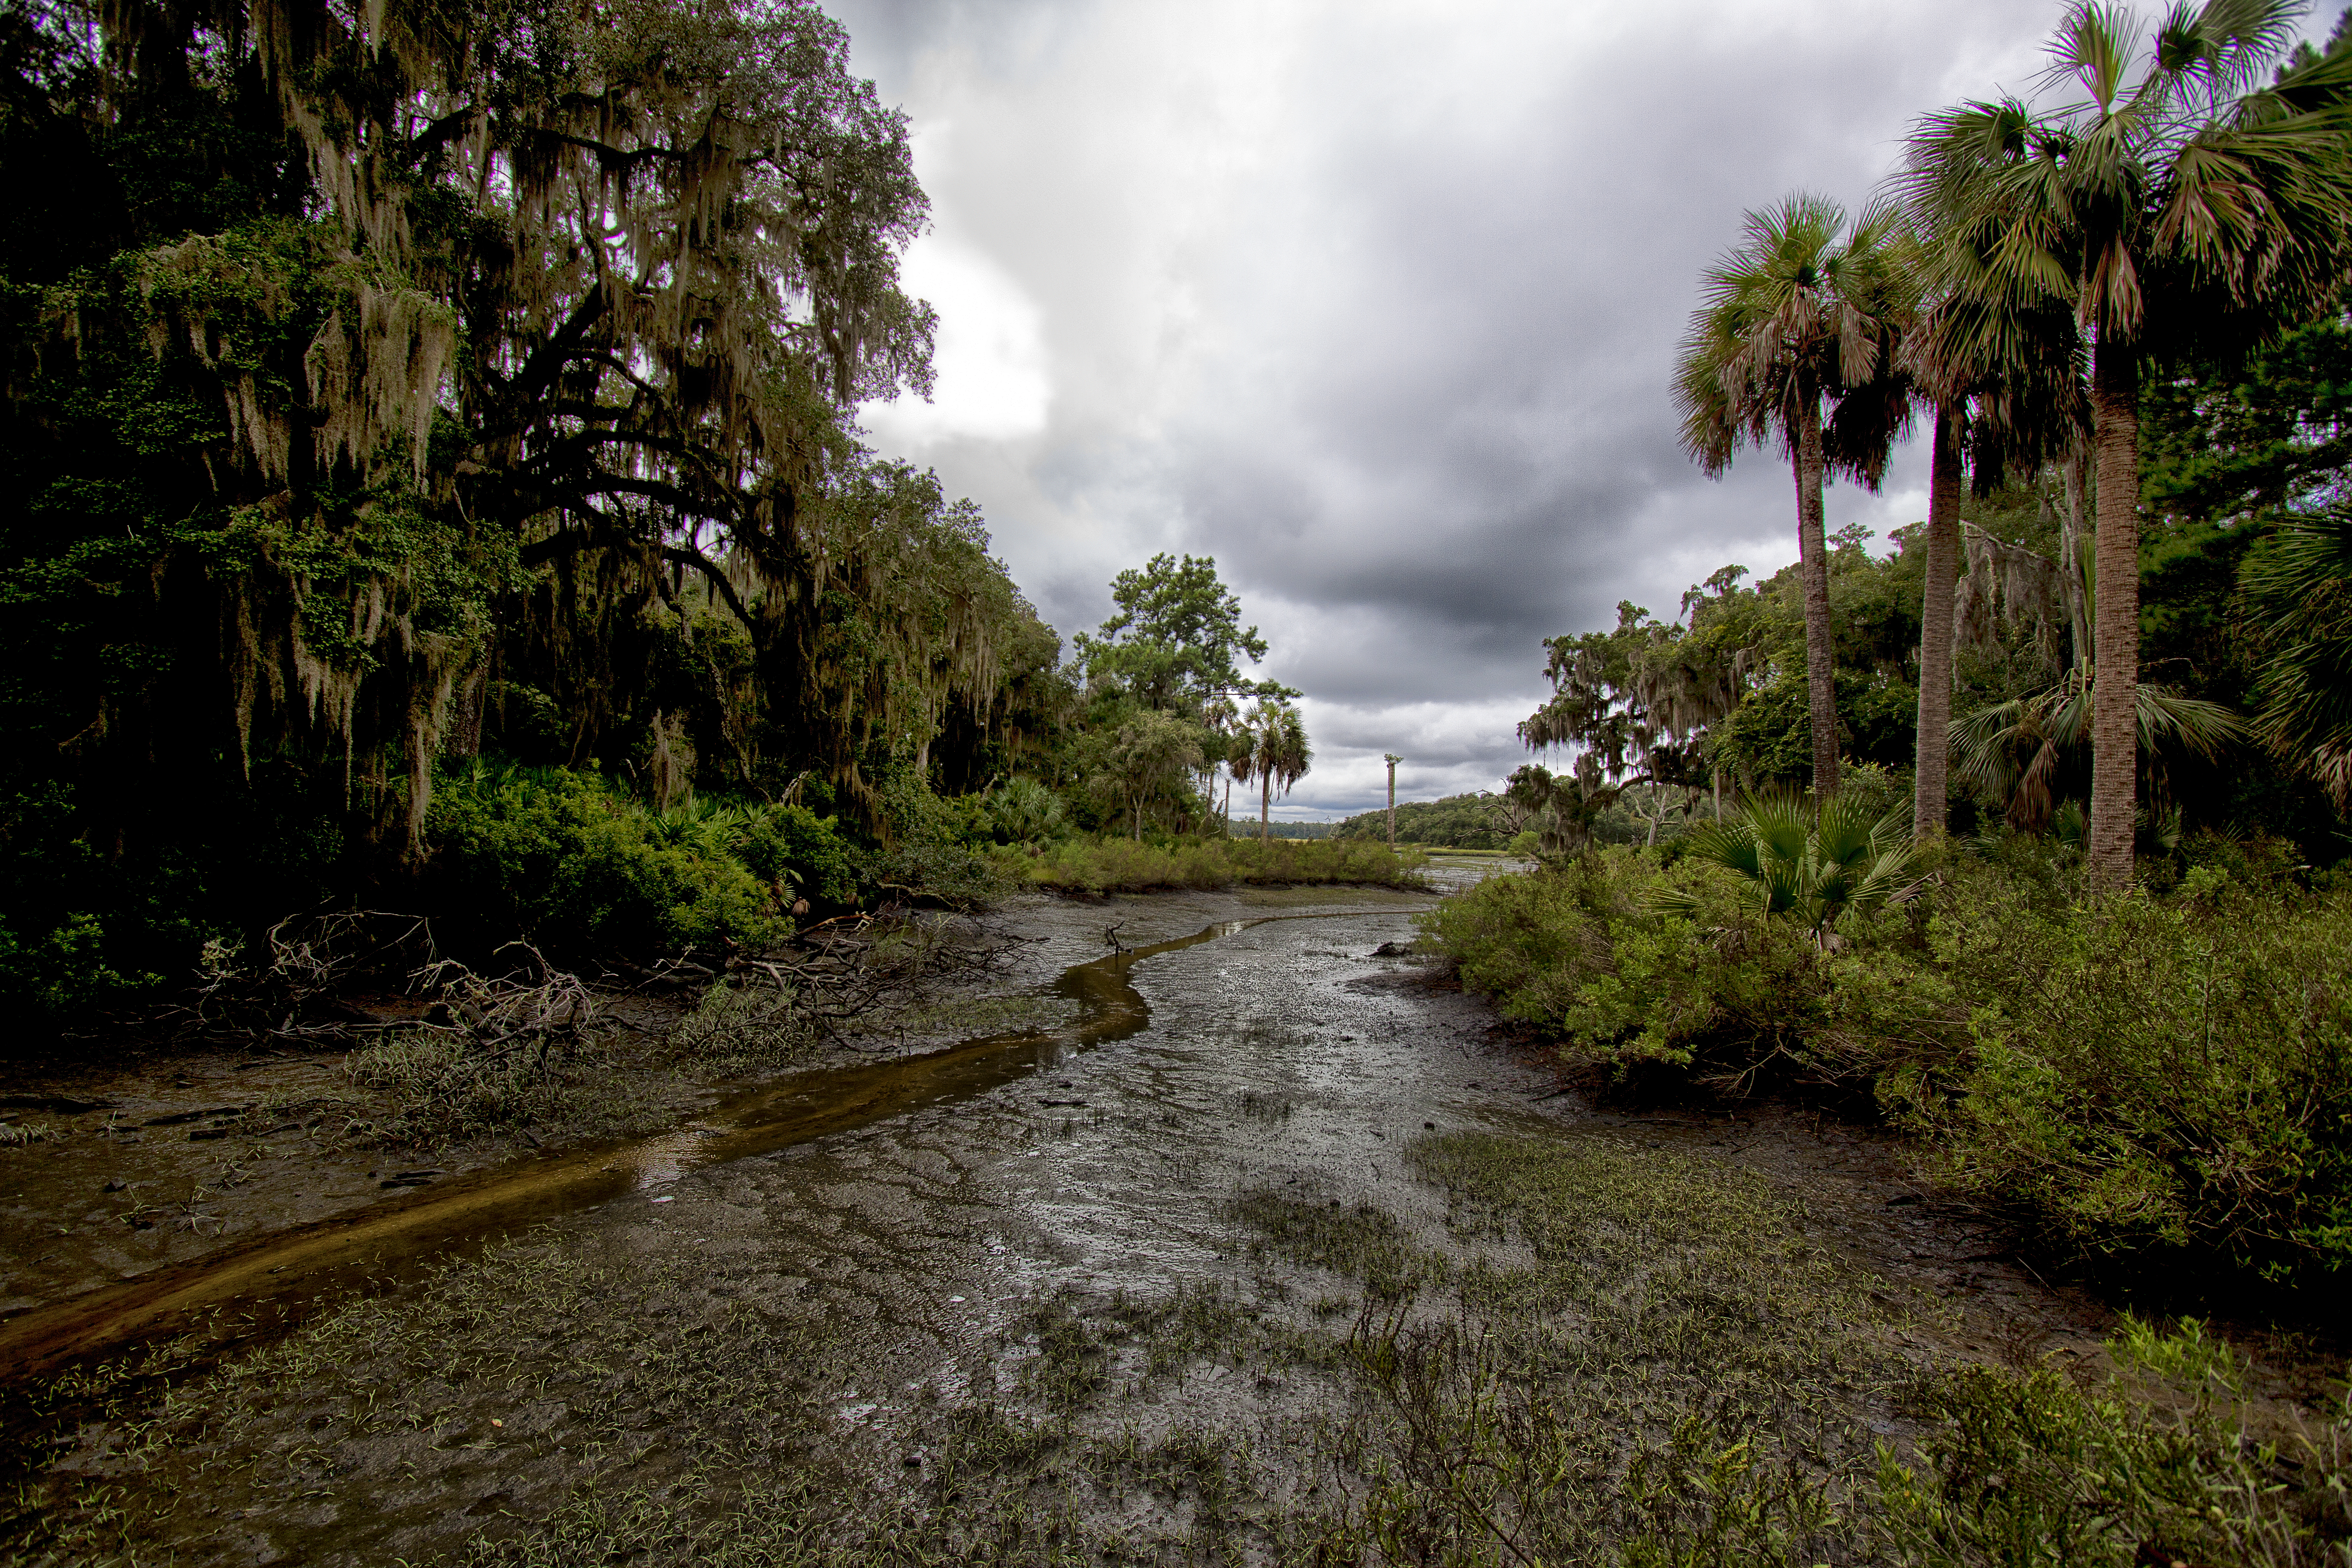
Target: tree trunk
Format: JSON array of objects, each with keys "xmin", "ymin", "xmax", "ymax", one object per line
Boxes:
[
  {"xmin": 1913, "ymin": 401, "xmax": 1964, "ymax": 841},
  {"xmin": 2059, "ymin": 444, "xmax": 2093, "ymax": 669},
  {"xmin": 2087, "ymin": 339, "xmax": 2142, "ymax": 891},
  {"xmin": 1386, "ymin": 760, "xmax": 1397, "ymax": 847},
  {"xmin": 1260, "ymin": 773, "xmax": 1271, "ymax": 843},
  {"xmin": 1794, "ymin": 392, "xmax": 1840, "ymax": 796}
]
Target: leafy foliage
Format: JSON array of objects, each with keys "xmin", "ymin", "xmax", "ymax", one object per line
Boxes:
[
  {"xmin": 1427, "ymin": 843, "xmax": 2352, "ymax": 1282},
  {"xmin": 1664, "ymin": 791, "xmax": 1928, "ymax": 939}
]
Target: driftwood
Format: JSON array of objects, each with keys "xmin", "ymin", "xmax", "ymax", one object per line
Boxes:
[{"xmin": 175, "ymin": 909, "xmax": 437, "ymax": 1044}]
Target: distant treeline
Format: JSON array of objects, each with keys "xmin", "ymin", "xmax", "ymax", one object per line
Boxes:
[
  {"xmin": 1225, "ymin": 819, "xmax": 1341, "ymax": 840},
  {"xmin": 1336, "ymin": 795, "xmax": 1512, "ymax": 848}
]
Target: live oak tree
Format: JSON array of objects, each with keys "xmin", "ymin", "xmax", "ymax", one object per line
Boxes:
[{"xmin": 0, "ymin": 0, "xmax": 1058, "ymax": 995}]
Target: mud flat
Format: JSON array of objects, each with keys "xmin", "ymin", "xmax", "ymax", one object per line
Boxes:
[{"xmin": 2, "ymin": 879, "xmax": 2323, "ymax": 1565}]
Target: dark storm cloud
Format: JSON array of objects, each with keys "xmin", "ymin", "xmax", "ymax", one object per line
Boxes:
[{"xmin": 829, "ymin": 0, "xmax": 2287, "ymax": 816}]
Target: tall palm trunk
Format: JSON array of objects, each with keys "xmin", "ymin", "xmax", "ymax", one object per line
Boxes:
[
  {"xmin": 1793, "ymin": 391, "xmax": 1840, "ymax": 796},
  {"xmin": 2059, "ymin": 445, "xmax": 2093, "ymax": 669},
  {"xmin": 2087, "ymin": 338, "xmax": 2141, "ymax": 891},
  {"xmin": 1913, "ymin": 402, "xmax": 1964, "ymax": 840},
  {"xmin": 1260, "ymin": 771, "xmax": 1272, "ymax": 843}
]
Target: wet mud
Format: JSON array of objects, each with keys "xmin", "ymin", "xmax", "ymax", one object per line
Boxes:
[
  {"xmin": 0, "ymin": 862, "xmax": 2230, "ymax": 1564},
  {"xmin": 0, "ymin": 903, "xmax": 1410, "ymax": 1383}
]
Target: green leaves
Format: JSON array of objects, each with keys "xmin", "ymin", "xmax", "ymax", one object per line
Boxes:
[
  {"xmin": 2243, "ymin": 504, "xmax": 2352, "ymax": 800},
  {"xmin": 1659, "ymin": 791, "xmax": 1927, "ymax": 940},
  {"xmin": 1674, "ymin": 191, "xmax": 1913, "ymax": 480}
]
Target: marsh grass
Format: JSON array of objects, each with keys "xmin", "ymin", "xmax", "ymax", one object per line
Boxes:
[
  {"xmin": 663, "ymin": 979, "xmax": 822, "ymax": 1070},
  {"xmin": 993, "ymin": 837, "xmax": 1429, "ymax": 896},
  {"xmin": 10, "ymin": 1131, "xmax": 2346, "ymax": 1567},
  {"xmin": 1230, "ymin": 1188, "xmax": 1446, "ymax": 1302},
  {"xmin": 341, "ymin": 1028, "xmax": 664, "ymax": 1144}
]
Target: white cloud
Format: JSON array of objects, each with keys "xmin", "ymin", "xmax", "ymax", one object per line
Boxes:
[{"xmin": 863, "ymin": 219, "xmax": 1052, "ymax": 445}]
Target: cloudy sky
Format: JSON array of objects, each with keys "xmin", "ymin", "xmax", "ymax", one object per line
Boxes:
[{"xmin": 823, "ymin": 0, "xmax": 2308, "ymax": 820}]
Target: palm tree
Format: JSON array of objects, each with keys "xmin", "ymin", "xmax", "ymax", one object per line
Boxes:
[
  {"xmin": 1383, "ymin": 753, "xmax": 1403, "ymax": 846},
  {"xmin": 1673, "ymin": 193, "xmax": 1910, "ymax": 798},
  {"xmin": 1904, "ymin": 0, "xmax": 2352, "ymax": 888},
  {"xmin": 1885, "ymin": 219, "xmax": 2088, "ymax": 842},
  {"xmin": 1230, "ymin": 700, "xmax": 1311, "ymax": 843}
]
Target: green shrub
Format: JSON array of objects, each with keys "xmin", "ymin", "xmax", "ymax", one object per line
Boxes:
[
  {"xmin": 1423, "ymin": 842, "xmax": 2352, "ymax": 1283},
  {"xmin": 732, "ymin": 802, "xmax": 856, "ymax": 906},
  {"xmin": 1866, "ymin": 1318, "xmax": 2352, "ymax": 1565},
  {"xmin": 1922, "ymin": 880, "xmax": 2352, "ymax": 1280},
  {"xmin": 1424, "ymin": 848, "xmax": 1837, "ymax": 1081},
  {"xmin": 427, "ymin": 768, "xmax": 783, "ymax": 958}
]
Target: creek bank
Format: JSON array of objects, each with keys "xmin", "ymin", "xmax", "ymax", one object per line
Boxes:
[{"xmin": 0, "ymin": 910, "xmax": 1047, "ymax": 1330}]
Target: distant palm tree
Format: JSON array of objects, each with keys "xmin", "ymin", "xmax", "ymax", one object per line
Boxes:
[
  {"xmin": 1673, "ymin": 193, "xmax": 1909, "ymax": 797},
  {"xmin": 1383, "ymin": 753, "xmax": 1403, "ymax": 846},
  {"xmin": 1231, "ymin": 701, "xmax": 1311, "ymax": 843},
  {"xmin": 1905, "ymin": 0, "xmax": 2352, "ymax": 886}
]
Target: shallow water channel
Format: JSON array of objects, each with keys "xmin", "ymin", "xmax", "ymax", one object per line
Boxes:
[{"xmin": 2, "ymin": 872, "xmax": 2099, "ymax": 1563}]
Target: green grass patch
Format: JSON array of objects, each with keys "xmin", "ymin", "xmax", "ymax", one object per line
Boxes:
[{"xmin": 990, "ymin": 835, "xmax": 1428, "ymax": 895}]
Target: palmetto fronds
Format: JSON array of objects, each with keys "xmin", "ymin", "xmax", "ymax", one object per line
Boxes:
[
  {"xmin": 1656, "ymin": 792, "xmax": 1927, "ymax": 941},
  {"xmin": 2244, "ymin": 507, "xmax": 2352, "ymax": 802},
  {"xmin": 1672, "ymin": 194, "xmax": 1912, "ymax": 478},
  {"xmin": 1230, "ymin": 700, "xmax": 1312, "ymax": 841},
  {"xmin": 1951, "ymin": 669, "xmax": 2244, "ymax": 830},
  {"xmin": 645, "ymin": 799, "xmax": 750, "ymax": 860}
]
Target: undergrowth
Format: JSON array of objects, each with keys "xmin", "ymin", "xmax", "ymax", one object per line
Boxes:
[{"xmin": 1424, "ymin": 843, "xmax": 2352, "ymax": 1287}]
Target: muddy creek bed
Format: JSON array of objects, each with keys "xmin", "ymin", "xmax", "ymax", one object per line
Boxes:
[{"xmin": 1, "ymin": 880, "xmax": 2132, "ymax": 1564}]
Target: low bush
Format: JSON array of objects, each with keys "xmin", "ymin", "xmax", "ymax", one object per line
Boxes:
[
  {"xmin": 1425, "ymin": 846, "xmax": 1840, "ymax": 1084},
  {"xmin": 1423, "ymin": 846, "xmax": 2352, "ymax": 1284},
  {"xmin": 991, "ymin": 834, "xmax": 1428, "ymax": 894},
  {"xmin": 731, "ymin": 802, "xmax": 857, "ymax": 906},
  {"xmin": 1919, "ymin": 875, "xmax": 2352, "ymax": 1280},
  {"xmin": 1867, "ymin": 1317, "xmax": 2352, "ymax": 1565},
  {"xmin": 425, "ymin": 768, "xmax": 784, "ymax": 958}
]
